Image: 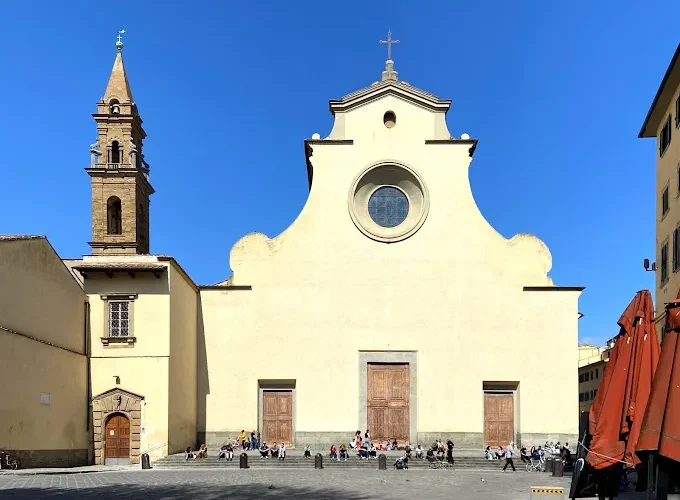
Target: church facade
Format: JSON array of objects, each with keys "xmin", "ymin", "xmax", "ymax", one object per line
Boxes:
[{"xmin": 70, "ymin": 39, "xmax": 582, "ymax": 464}]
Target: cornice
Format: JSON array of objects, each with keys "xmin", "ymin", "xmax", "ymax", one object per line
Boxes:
[{"xmin": 329, "ymin": 83, "xmax": 451, "ymax": 115}]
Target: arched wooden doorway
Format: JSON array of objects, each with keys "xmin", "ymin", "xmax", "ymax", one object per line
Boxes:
[{"xmin": 105, "ymin": 413, "xmax": 131, "ymax": 465}]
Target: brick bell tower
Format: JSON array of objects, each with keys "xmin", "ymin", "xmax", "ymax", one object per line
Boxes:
[{"xmin": 86, "ymin": 31, "xmax": 154, "ymax": 255}]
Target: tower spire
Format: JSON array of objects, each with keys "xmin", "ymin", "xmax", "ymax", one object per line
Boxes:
[
  {"xmin": 104, "ymin": 30, "xmax": 134, "ymax": 104},
  {"xmin": 379, "ymin": 30, "xmax": 400, "ymax": 82}
]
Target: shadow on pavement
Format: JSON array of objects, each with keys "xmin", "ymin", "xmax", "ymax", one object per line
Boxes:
[{"xmin": 0, "ymin": 482, "xmax": 373, "ymax": 500}]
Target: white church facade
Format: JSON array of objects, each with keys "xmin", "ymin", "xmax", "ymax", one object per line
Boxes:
[{"xmin": 2, "ymin": 37, "xmax": 582, "ymax": 466}]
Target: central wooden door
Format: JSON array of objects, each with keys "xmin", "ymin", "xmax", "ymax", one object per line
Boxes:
[
  {"xmin": 367, "ymin": 363, "xmax": 410, "ymax": 442},
  {"xmin": 483, "ymin": 393, "xmax": 514, "ymax": 447},
  {"xmin": 105, "ymin": 414, "xmax": 130, "ymax": 464},
  {"xmin": 262, "ymin": 391, "xmax": 293, "ymax": 445}
]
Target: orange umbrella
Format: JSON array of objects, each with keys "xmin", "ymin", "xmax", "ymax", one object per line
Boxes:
[
  {"xmin": 586, "ymin": 290, "xmax": 660, "ymax": 470},
  {"xmin": 637, "ymin": 291, "xmax": 680, "ymax": 463}
]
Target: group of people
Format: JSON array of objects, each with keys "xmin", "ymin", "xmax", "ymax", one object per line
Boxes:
[
  {"xmin": 484, "ymin": 441, "xmax": 572, "ymax": 471},
  {"xmin": 484, "ymin": 442, "xmax": 518, "ymax": 471},
  {"xmin": 321, "ymin": 430, "xmax": 455, "ymax": 465},
  {"xmin": 236, "ymin": 430, "xmax": 260, "ymax": 451},
  {"xmin": 257, "ymin": 442, "xmax": 287, "ymax": 460},
  {"xmin": 184, "ymin": 444, "xmax": 208, "ymax": 460}
]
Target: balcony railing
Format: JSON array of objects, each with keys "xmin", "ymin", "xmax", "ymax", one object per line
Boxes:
[{"xmin": 90, "ymin": 162, "xmax": 150, "ymax": 174}]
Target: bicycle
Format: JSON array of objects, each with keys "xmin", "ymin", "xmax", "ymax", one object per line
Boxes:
[
  {"xmin": 0, "ymin": 451, "xmax": 20, "ymax": 470},
  {"xmin": 431, "ymin": 458, "xmax": 453, "ymax": 469},
  {"xmin": 525, "ymin": 459, "xmax": 545, "ymax": 472}
]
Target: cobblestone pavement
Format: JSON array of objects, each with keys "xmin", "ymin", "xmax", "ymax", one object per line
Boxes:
[{"xmin": 0, "ymin": 468, "xmax": 571, "ymax": 499}]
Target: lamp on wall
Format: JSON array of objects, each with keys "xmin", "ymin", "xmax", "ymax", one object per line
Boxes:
[
  {"xmin": 644, "ymin": 259, "xmax": 657, "ymax": 272},
  {"xmin": 114, "ymin": 376, "xmax": 120, "ymax": 385}
]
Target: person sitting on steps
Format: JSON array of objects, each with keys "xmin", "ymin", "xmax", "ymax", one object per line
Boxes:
[
  {"xmin": 330, "ymin": 445, "xmax": 338, "ymax": 460},
  {"xmin": 259, "ymin": 442, "xmax": 270, "ymax": 459},
  {"xmin": 278, "ymin": 442, "xmax": 286, "ymax": 461},
  {"xmin": 339, "ymin": 444, "xmax": 348, "ymax": 461},
  {"xmin": 303, "ymin": 445, "xmax": 311, "ymax": 458}
]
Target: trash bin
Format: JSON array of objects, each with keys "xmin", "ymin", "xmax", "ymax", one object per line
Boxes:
[
  {"xmin": 314, "ymin": 453, "xmax": 323, "ymax": 469},
  {"xmin": 545, "ymin": 456, "xmax": 554, "ymax": 473},
  {"xmin": 141, "ymin": 453, "xmax": 151, "ymax": 469},
  {"xmin": 239, "ymin": 452, "xmax": 249, "ymax": 469},
  {"xmin": 552, "ymin": 458, "xmax": 563, "ymax": 477},
  {"xmin": 378, "ymin": 454, "xmax": 387, "ymax": 470}
]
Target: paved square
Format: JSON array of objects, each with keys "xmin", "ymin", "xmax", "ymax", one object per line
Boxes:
[{"xmin": 0, "ymin": 468, "xmax": 571, "ymax": 499}]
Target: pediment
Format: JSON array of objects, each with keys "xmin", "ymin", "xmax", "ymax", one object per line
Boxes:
[
  {"xmin": 329, "ymin": 80, "xmax": 451, "ymax": 114},
  {"xmin": 93, "ymin": 387, "xmax": 144, "ymax": 402}
]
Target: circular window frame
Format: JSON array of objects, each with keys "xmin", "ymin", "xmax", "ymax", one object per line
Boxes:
[{"xmin": 348, "ymin": 161, "xmax": 430, "ymax": 243}]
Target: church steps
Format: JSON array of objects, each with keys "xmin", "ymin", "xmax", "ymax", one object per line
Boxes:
[{"xmin": 151, "ymin": 455, "xmax": 509, "ymax": 470}]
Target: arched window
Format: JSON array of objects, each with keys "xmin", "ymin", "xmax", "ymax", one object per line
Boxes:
[
  {"xmin": 110, "ymin": 141, "xmax": 120, "ymax": 164},
  {"xmin": 107, "ymin": 196, "xmax": 122, "ymax": 235},
  {"xmin": 109, "ymin": 99, "xmax": 120, "ymax": 114}
]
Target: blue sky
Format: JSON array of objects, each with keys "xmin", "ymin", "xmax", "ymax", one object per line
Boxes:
[{"xmin": 0, "ymin": 1, "xmax": 677, "ymax": 345}]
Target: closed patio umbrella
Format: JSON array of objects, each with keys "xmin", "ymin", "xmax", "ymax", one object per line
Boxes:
[
  {"xmin": 582, "ymin": 290, "xmax": 660, "ymax": 499},
  {"xmin": 586, "ymin": 290, "xmax": 659, "ymax": 470},
  {"xmin": 636, "ymin": 290, "xmax": 680, "ymax": 494}
]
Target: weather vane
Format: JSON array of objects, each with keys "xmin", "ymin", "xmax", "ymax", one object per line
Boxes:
[
  {"xmin": 116, "ymin": 29, "xmax": 126, "ymax": 50},
  {"xmin": 379, "ymin": 30, "xmax": 400, "ymax": 61}
]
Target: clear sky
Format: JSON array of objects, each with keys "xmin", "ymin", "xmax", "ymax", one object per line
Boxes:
[{"xmin": 0, "ymin": 1, "xmax": 677, "ymax": 345}]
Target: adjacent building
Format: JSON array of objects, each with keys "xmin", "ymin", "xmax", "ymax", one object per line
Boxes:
[
  {"xmin": 0, "ymin": 236, "xmax": 90, "ymax": 468},
  {"xmin": 639, "ymin": 43, "xmax": 680, "ymax": 340},
  {"xmin": 577, "ymin": 340, "xmax": 614, "ymax": 413}
]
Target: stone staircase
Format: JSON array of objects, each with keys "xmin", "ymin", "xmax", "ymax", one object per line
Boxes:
[{"xmin": 152, "ymin": 450, "xmax": 512, "ymax": 470}]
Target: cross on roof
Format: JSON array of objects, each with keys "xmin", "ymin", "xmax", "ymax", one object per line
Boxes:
[{"xmin": 379, "ymin": 30, "xmax": 400, "ymax": 61}]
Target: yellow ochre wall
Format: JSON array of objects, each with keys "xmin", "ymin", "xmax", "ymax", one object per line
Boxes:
[
  {"xmin": 0, "ymin": 237, "xmax": 89, "ymax": 467},
  {"xmin": 197, "ymin": 92, "xmax": 582, "ymax": 449},
  {"xmin": 167, "ymin": 264, "xmax": 198, "ymax": 453},
  {"xmin": 87, "ymin": 266, "xmax": 171, "ymax": 462}
]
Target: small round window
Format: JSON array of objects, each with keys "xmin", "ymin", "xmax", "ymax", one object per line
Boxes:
[
  {"xmin": 383, "ymin": 111, "xmax": 396, "ymax": 128},
  {"xmin": 368, "ymin": 186, "xmax": 409, "ymax": 228}
]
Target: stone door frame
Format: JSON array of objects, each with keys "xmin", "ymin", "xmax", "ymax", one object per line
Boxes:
[
  {"xmin": 482, "ymin": 382, "xmax": 519, "ymax": 447},
  {"xmin": 258, "ymin": 380, "xmax": 296, "ymax": 448},
  {"xmin": 93, "ymin": 388, "xmax": 144, "ymax": 465},
  {"xmin": 359, "ymin": 351, "xmax": 418, "ymax": 442}
]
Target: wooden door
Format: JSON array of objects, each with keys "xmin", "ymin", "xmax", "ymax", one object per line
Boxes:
[
  {"xmin": 105, "ymin": 414, "xmax": 130, "ymax": 462},
  {"xmin": 262, "ymin": 391, "xmax": 293, "ymax": 445},
  {"xmin": 483, "ymin": 393, "xmax": 514, "ymax": 447},
  {"xmin": 367, "ymin": 364, "xmax": 410, "ymax": 442}
]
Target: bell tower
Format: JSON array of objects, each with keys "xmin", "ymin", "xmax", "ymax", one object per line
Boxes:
[{"xmin": 86, "ymin": 31, "xmax": 154, "ymax": 255}]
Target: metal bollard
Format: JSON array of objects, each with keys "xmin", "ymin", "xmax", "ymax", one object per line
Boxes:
[
  {"xmin": 314, "ymin": 453, "xmax": 323, "ymax": 469},
  {"xmin": 239, "ymin": 452, "xmax": 249, "ymax": 469},
  {"xmin": 141, "ymin": 453, "xmax": 151, "ymax": 469},
  {"xmin": 378, "ymin": 453, "xmax": 387, "ymax": 470}
]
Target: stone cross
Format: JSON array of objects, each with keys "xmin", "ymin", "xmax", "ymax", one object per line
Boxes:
[{"xmin": 379, "ymin": 30, "xmax": 400, "ymax": 61}]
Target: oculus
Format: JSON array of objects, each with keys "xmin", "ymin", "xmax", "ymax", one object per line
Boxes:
[{"xmin": 348, "ymin": 162, "xmax": 429, "ymax": 243}]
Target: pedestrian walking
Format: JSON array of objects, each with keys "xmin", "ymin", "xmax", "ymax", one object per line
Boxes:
[{"xmin": 503, "ymin": 441, "xmax": 516, "ymax": 471}]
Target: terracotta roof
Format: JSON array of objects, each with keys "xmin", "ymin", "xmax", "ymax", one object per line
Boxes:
[
  {"xmin": 340, "ymin": 79, "xmax": 440, "ymax": 102},
  {"xmin": 639, "ymin": 43, "xmax": 680, "ymax": 138},
  {"xmin": 73, "ymin": 262, "xmax": 166, "ymax": 271},
  {"xmin": 0, "ymin": 235, "xmax": 45, "ymax": 241}
]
